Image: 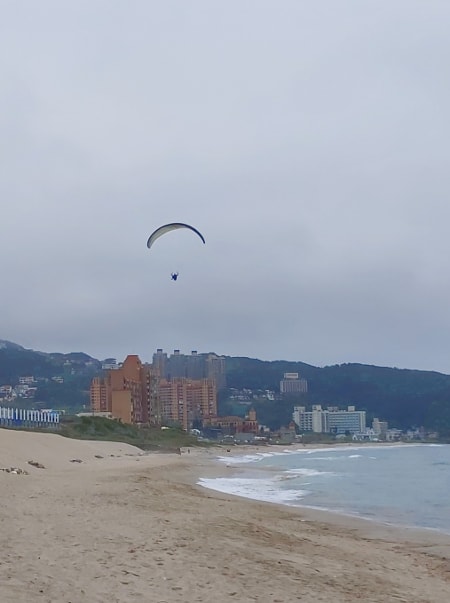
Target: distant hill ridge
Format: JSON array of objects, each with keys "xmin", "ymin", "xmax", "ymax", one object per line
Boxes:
[
  {"xmin": 0, "ymin": 339, "xmax": 26, "ymax": 351},
  {"xmin": 224, "ymin": 356, "xmax": 450, "ymax": 433},
  {"xmin": 0, "ymin": 340, "xmax": 449, "ymax": 434}
]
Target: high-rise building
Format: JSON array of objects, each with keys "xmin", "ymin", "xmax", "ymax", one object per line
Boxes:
[
  {"xmin": 280, "ymin": 372, "xmax": 308, "ymax": 394},
  {"xmin": 90, "ymin": 351, "xmax": 221, "ymax": 429},
  {"xmin": 152, "ymin": 349, "xmax": 167, "ymax": 378},
  {"xmin": 90, "ymin": 377, "xmax": 108, "ymax": 413},
  {"xmin": 185, "ymin": 350, "xmax": 205, "ymax": 380},
  {"xmin": 205, "ymin": 353, "xmax": 227, "ymax": 390},
  {"xmin": 151, "ymin": 349, "xmax": 227, "ymax": 390},
  {"xmin": 90, "ymin": 355, "xmax": 159, "ymax": 425},
  {"xmin": 167, "ymin": 349, "xmax": 186, "ymax": 378},
  {"xmin": 158, "ymin": 378, "xmax": 217, "ymax": 430}
]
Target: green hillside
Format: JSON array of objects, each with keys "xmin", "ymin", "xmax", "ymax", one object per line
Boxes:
[
  {"xmin": 60, "ymin": 416, "xmax": 199, "ymax": 450},
  {"xmin": 0, "ymin": 340, "xmax": 101, "ymax": 411},
  {"xmin": 1, "ymin": 340, "xmax": 450, "ymax": 435},
  {"xmin": 225, "ymin": 357, "xmax": 450, "ymax": 433}
]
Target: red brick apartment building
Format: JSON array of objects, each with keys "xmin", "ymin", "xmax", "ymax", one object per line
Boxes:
[
  {"xmin": 204, "ymin": 408, "xmax": 259, "ymax": 435},
  {"xmin": 158, "ymin": 378, "xmax": 217, "ymax": 430},
  {"xmin": 90, "ymin": 355, "xmax": 217, "ymax": 430},
  {"xmin": 90, "ymin": 355, "xmax": 159, "ymax": 424}
]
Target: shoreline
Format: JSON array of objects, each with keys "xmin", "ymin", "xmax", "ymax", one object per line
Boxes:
[
  {"xmin": 188, "ymin": 444, "xmax": 450, "ymax": 554},
  {"xmin": 2, "ymin": 431, "xmax": 450, "ymax": 602}
]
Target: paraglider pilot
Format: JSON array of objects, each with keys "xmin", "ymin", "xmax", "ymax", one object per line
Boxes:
[{"xmin": 171, "ymin": 272, "xmax": 179, "ymax": 281}]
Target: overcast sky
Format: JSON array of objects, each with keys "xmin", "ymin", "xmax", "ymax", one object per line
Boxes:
[{"xmin": 2, "ymin": 1, "xmax": 450, "ymax": 373}]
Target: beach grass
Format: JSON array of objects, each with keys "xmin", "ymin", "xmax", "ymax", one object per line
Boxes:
[
  {"xmin": 58, "ymin": 415, "xmax": 201, "ymax": 450},
  {"xmin": 1, "ymin": 415, "xmax": 202, "ymax": 451}
]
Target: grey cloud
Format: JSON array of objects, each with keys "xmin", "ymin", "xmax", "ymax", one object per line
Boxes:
[{"xmin": 2, "ymin": 1, "xmax": 450, "ymax": 372}]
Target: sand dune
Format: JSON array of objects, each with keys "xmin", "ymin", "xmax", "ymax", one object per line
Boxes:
[
  {"xmin": 1, "ymin": 429, "xmax": 450, "ymax": 603},
  {"xmin": 0, "ymin": 428, "xmax": 145, "ymax": 472}
]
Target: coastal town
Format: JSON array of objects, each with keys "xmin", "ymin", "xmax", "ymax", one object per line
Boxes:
[{"xmin": 0, "ymin": 348, "xmax": 438, "ymax": 443}]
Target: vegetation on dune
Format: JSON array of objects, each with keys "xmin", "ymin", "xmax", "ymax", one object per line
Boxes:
[{"xmin": 58, "ymin": 416, "xmax": 201, "ymax": 450}]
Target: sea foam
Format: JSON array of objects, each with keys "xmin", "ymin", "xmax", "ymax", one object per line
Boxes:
[{"xmin": 198, "ymin": 476, "xmax": 308, "ymax": 505}]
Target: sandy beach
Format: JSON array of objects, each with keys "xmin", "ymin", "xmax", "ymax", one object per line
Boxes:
[{"xmin": 1, "ymin": 431, "xmax": 450, "ymax": 603}]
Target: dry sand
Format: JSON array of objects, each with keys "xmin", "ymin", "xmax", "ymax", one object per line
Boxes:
[{"xmin": 1, "ymin": 430, "xmax": 450, "ymax": 603}]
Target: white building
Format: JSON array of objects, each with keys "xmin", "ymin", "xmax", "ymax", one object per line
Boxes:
[
  {"xmin": 293, "ymin": 406, "xmax": 311, "ymax": 430},
  {"xmin": 327, "ymin": 405, "xmax": 366, "ymax": 434},
  {"xmin": 280, "ymin": 373, "xmax": 308, "ymax": 394},
  {"xmin": 102, "ymin": 359, "xmax": 120, "ymax": 370},
  {"xmin": 293, "ymin": 404, "xmax": 366, "ymax": 434},
  {"xmin": 293, "ymin": 405, "xmax": 327, "ymax": 431}
]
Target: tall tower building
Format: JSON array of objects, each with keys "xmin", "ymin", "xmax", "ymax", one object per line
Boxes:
[
  {"xmin": 205, "ymin": 353, "xmax": 226, "ymax": 390},
  {"xmin": 158, "ymin": 378, "xmax": 217, "ymax": 430},
  {"xmin": 151, "ymin": 349, "xmax": 227, "ymax": 390},
  {"xmin": 167, "ymin": 349, "xmax": 186, "ymax": 378},
  {"xmin": 185, "ymin": 350, "xmax": 205, "ymax": 380},
  {"xmin": 90, "ymin": 355, "xmax": 159, "ymax": 425},
  {"xmin": 152, "ymin": 349, "xmax": 167, "ymax": 378},
  {"xmin": 90, "ymin": 377, "xmax": 109, "ymax": 413}
]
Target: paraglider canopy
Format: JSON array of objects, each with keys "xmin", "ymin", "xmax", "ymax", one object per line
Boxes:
[{"xmin": 146, "ymin": 222, "xmax": 206, "ymax": 249}]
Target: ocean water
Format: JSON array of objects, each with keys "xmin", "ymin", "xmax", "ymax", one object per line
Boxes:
[{"xmin": 198, "ymin": 444, "xmax": 450, "ymax": 533}]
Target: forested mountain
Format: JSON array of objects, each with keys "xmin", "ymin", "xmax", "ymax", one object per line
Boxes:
[
  {"xmin": 1, "ymin": 340, "xmax": 450, "ymax": 434},
  {"xmin": 224, "ymin": 357, "xmax": 450, "ymax": 433},
  {"xmin": 0, "ymin": 341, "xmax": 100, "ymax": 380},
  {"xmin": 0, "ymin": 340, "xmax": 101, "ymax": 410}
]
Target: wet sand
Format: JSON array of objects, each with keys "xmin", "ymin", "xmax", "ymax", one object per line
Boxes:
[{"xmin": 1, "ymin": 430, "xmax": 450, "ymax": 602}]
